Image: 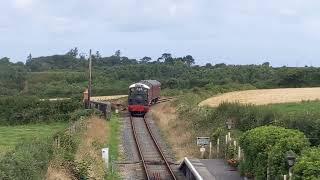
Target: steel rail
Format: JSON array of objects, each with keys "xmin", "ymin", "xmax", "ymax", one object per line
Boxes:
[
  {"xmin": 130, "ymin": 116, "xmax": 150, "ymax": 179},
  {"xmin": 143, "ymin": 116, "xmax": 177, "ymax": 180},
  {"xmin": 130, "ymin": 115, "xmax": 177, "ymax": 180}
]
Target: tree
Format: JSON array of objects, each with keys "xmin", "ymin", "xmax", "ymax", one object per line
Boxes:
[
  {"xmin": 294, "ymin": 148, "xmax": 320, "ymax": 180},
  {"xmin": 26, "ymin": 53, "xmax": 32, "ymax": 64},
  {"xmin": 183, "ymin": 55, "xmax": 195, "ymax": 66},
  {"xmin": 214, "ymin": 63, "xmax": 227, "ymax": 68},
  {"xmin": 66, "ymin": 47, "xmax": 78, "ymax": 57},
  {"xmin": 205, "ymin": 63, "xmax": 212, "ymax": 68},
  {"xmin": 262, "ymin": 62, "xmax": 270, "ymax": 67},
  {"xmin": 115, "ymin": 50, "xmax": 121, "ymax": 57},
  {"xmin": 0, "ymin": 57, "xmax": 10, "ymax": 64},
  {"xmin": 161, "ymin": 53, "xmax": 172, "ymax": 59},
  {"xmin": 95, "ymin": 51, "xmax": 102, "ymax": 60},
  {"xmin": 159, "ymin": 53, "xmax": 174, "ymax": 64},
  {"xmin": 140, "ymin": 56, "xmax": 152, "ymax": 64},
  {"xmin": 79, "ymin": 53, "xmax": 86, "ymax": 60}
]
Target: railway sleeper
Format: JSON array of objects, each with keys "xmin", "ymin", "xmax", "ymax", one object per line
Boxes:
[{"xmin": 145, "ymin": 160, "xmax": 175, "ymax": 165}]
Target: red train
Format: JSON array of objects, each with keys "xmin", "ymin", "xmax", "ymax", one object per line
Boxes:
[{"xmin": 128, "ymin": 80, "xmax": 161, "ymax": 116}]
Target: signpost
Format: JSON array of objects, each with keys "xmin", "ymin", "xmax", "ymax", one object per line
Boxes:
[
  {"xmin": 197, "ymin": 137, "xmax": 210, "ymax": 158},
  {"xmin": 196, "ymin": 137, "xmax": 210, "ymax": 146}
]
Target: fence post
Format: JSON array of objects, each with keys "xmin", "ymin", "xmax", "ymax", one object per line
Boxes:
[{"xmin": 217, "ymin": 138, "xmax": 220, "ymax": 158}]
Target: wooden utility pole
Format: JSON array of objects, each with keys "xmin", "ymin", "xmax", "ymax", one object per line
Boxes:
[{"xmin": 88, "ymin": 49, "xmax": 92, "ymax": 107}]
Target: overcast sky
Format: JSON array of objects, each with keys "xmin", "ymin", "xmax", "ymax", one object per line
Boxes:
[{"xmin": 1, "ymin": 0, "xmax": 320, "ymax": 66}]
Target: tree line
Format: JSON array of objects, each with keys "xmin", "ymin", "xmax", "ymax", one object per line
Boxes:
[{"xmin": 1, "ymin": 48, "xmax": 320, "ymax": 97}]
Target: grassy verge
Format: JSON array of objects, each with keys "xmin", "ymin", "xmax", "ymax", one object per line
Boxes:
[
  {"xmin": 265, "ymin": 100, "xmax": 320, "ymax": 114},
  {"xmin": 106, "ymin": 114, "xmax": 121, "ymax": 180},
  {"xmin": 0, "ymin": 123, "xmax": 67, "ymax": 156}
]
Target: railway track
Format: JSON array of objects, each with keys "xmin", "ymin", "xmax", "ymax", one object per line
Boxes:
[{"xmin": 130, "ymin": 115, "xmax": 177, "ymax": 180}]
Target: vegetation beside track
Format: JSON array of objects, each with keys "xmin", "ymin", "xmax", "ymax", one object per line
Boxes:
[
  {"xmin": 0, "ymin": 137, "xmax": 54, "ymax": 179},
  {"xmin": 106, "ymin": 114, "xmax": 121, "ymax": 180},
  {"xmin": 172, "ymin": 92, "xmax": 320, "ymax": 179},
  {"xmin": 0, "ymin": 123, "xmax": 66, "ymax": 156},
  {"xmin": 0, "ymin": 96, "xmax": 82, "ymax": 125}
]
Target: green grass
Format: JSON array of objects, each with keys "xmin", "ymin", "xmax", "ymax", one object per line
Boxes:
[
  {"xmin": 0, "ymin": 123, "xmax": 67, "ymax": 155},
  {"xmin": 264, "ymin": 101, "xmax": 320, "ymax": 115},
  {"xmin": 106, "ymin": 114, "xmax": 121, "ymax": 180}
]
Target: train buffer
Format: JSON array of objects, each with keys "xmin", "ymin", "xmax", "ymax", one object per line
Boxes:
[{"xmin": 179, "ymin": 157, "xmax": 242, "ymax": 180}]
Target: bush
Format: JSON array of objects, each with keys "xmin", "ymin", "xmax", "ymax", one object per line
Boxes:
[
  {"xmin": 239, "ymin": 126, "xmax": 310, "ymax": 179},
  {"xmin": 212, "ymin": 102, "xmax": 320, "ymax": 146},
  {"xmin": 0, "ymin": 96, "xmax": 81, "ymax": 125},
  {"xmin": 293, "ymin": 147, "xmax": 320, "ymax": 180},
  {"xmin": 0, "ymin": 138, "xmax": 53, "ymax": 180},
  {"xmin": 70, "ymin": 109, "xmax": 93, "ymax": 122},
  {"xmin": 280, "ymin": 113, "xmax": 320, "ymax": 146}
]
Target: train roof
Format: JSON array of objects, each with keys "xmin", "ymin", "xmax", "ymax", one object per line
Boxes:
[
  {"xmin": 129, "ymin": 83, "xmax": 150, "ymax": 89},
  {"xmin": 139, "ymin": 80, "xmax": 161, "ymax": 87}
]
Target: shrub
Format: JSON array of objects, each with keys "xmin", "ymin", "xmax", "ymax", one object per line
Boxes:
[
  {"xmin": 293, "ymin": 147, "xmax": 320, "ymax": 180},
  {"xmin": 0, "ymin": 96, "xmax": 81, "ymax": 125},
  {"xmin": 239, "ymin": 126, "xmax": 310, "ymax": 179},
  {"xmin": 0, "ymin": 138, "xmax": 53, "ymax": 180}
]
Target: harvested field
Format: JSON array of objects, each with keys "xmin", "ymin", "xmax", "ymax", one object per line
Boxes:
[
  {"xmin": 91, "ymin": 95, "xmax": 127, "ymax": 101},
  {"xmin": 199, "ymin": 87, "xmax": 320, "ymax": 107}
]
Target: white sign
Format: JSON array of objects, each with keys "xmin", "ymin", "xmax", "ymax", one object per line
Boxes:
[
  {"xmin": 200, "ymin": 147, "xmax": 206, "ymax": 153},
  {"xmin": 197, "ymin": 137, "xmax": 210, "ymax": 146},
  {"xmin": 102, "ymin": 148, "xmax": 109, "ymax": 168}
]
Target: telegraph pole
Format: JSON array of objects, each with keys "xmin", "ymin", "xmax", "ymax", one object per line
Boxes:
[{"xmin": 88, "ymin": 49, "xmax": 92, "ymax": 107}]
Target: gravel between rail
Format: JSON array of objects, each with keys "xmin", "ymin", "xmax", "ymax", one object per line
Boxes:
[{"xmin": 119, "ymin": 111, "xmax": 184, "ymax": 180}]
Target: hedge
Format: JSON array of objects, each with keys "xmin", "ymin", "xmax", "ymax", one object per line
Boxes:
[
  {"xmin": 0, "ymin": 96, "xmax": 81, "ymax": 125},
  {"xmin": 239, "ymin": 126, "xmax": 309, "ymax": 179},
  {"xmin": 294, "ymin": 147, "xmax": 320, "ymax": 180}
]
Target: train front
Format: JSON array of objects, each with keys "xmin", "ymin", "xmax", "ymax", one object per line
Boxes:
[{"xmin": 128, "ymin": 83, "xmax": 149, "ymax": 116}]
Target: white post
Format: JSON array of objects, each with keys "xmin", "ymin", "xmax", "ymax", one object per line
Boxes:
[
  {"xmin": 238, "ymin": 146, "xmax": 241, "ymax": 159},
  {"xmin": 102, "ymin": 148, "xmax": 109, "ymax": 169},
  {"xmin": 88, "ymin": 49, "xmax": 92, "ymax": 107},
  {"xmin": 217, "ymin": 138, "xmax": 220, "ymax": 158},
  {"xmin": 225, "ymin": 135, "xmax": 228, "ymax": 144},
  {"xmin": 200, "ymin": 146, "xmax": 205, "ymax": 159},
  {"xmin": 283, "ymin": 175, "xmax": 287, "ymax": 180},
  {"xmin": 289, "ymin": 167, "xmax": 293, "ymax": 180},
  {"xmin": 209, "ymin": 142, "xmax": 212, "ymax": 159},
  {"xmin": 228, "ymin": 132, "xmax": 231, "ymax": 141}
]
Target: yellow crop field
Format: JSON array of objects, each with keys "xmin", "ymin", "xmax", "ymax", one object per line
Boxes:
[
  {"xmin": 91, "ymin": 95, "xmax": 128, "ymax": 102},
  {"xmin": 199, "ymin": 87, "xmax": 320, "ymax": 107}
]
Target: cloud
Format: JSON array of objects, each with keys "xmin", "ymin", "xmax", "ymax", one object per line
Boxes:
[
  {"xmin": 1, "ymin": 0, "xmax": 320, "ymax": 66},
  {"xmin": 13, "ymin": 0, "xmax": 35, "ymax": 10}
]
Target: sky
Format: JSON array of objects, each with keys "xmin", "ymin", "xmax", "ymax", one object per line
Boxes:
[{"xmin": 1, "ymin": 0, "xmax": 320, "ymax": 66}]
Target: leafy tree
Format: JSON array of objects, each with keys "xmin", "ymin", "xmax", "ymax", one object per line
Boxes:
[
  {"xmin": 205, "ymin": 63, "xmax": 212, "ymax": 68},
  {"xmin": 26, "ymin": 53, "xmax": 32, "ymax": 64},
  {"xmin": 140, "ymin": 56, "xmax": 152, "ymax": 64},
  {"xmin": 262, "ymin": 61, "xmax": 270, "ymax": 67},
  {"xmin": 0, "ymin": 57, "xmax": 10, "ymax": 63},
  {"xmin": 95, "ymin": 51, "xmax": 102, "ymax": 60},
  {"xmin": 66, "ymin": 47, "xmax": 78, "ymax": 57},
  {"xmin": 114, "ymin": 50, "xmax": 121, "ymax": 57},
  {"xmin": 183, "ymin": 55, "xmax": 195, "ymax": 66},
  {"xmin": 294, "ymin": 147, "xmax": 320, "ymax": 180},
  {"xmin": 160, "ymin": 53, "xmax": 172, "ymax": 60}
]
